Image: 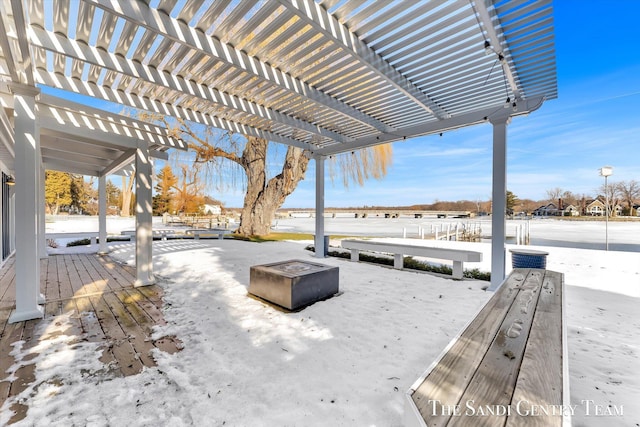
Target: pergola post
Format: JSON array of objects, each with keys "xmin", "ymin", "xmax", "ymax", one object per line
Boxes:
[
  {"xmin": 98, "ymin": 174, "xmax": 108, "ymax": 254},
  {"xmin": 9, "ymin": 83, "xmax": 44, "ymax": 323},
  {"xmin": 489, "ymin": 116, "xmax": 510, "ymax": 290},
  {"xmin": 38, "ymin": 164, "xmax": 47, "ymax": 259},
  {"xmin": 134, "ymin": 142, "xmax": 154, "ymax": 286},
  {"xmin": 314, "ymin": 155, "xmax": 326, "ymax": 258}
]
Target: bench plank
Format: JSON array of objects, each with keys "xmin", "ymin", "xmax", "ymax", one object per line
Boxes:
[
  {"xmin": 409, "ymin": 269, "xmax": 566, "ymax": 427},
  {"xmin": 411, "ymin": 271, "xmax": 526, "ymax": 424},
  {"xmin": 507, "ymin": 270, "xmax": 564, "ymax": 427},
  {"xmin": 448, "ymin": 271, "xmax": 544, "ymax": 427}
]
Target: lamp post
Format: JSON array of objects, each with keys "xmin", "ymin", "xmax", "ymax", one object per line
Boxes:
[{"xmin": 599, "ymin": 166, "xmax": 613, "ymax": 251}]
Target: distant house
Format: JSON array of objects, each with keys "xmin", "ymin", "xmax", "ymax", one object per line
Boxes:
[
  {"xmin": 561, "ymin": 204, "xmax": 580, "ymax": 216},
  {"xmin": 586, "ymin": 199, "xmax": 605, "ymax": 216},
  {"xmin": 613, "ymin": 204, "xmax": 623, "ymax": 216},
  {"xmin": 533, "ymin": 203, "xmax": 557, "ymax": 216},
  {"xmin": 203, "ymin": 204, "xmax": 222, "ymax": 215},
  {"xmin": 585, "ymin": 198, "xmax": 622, "ymax": 217}
]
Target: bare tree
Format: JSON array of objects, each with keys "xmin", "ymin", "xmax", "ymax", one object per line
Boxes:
[
  {"xmin": 598, "ymin": 182, "xmax": 620, "ymax": 217},
  {"xmin": 172, "ymin": 163, "xmax": 206, "ymax": 214},
  {"xmin": 545, "ymin": 187, "xmax": 563, "ymax": 202},
  {"xmin": 151, "ymin": 115, "xmax": 392, "ymax": 236},
  {"xmin": 615, "ymin": 180, "xmax": 640, "ymax": 215},
  {"xmin": 560, "ymin": 190, "xmax": 578, "ymax": 206},
  {"xmin": 120, "ymin": 176, "xmax": 135, "ymax": 217}
]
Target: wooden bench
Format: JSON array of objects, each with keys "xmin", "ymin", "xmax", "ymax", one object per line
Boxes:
[
  {"xmin": 405, "ymin": 268, "xmax": 569, "ymax": 427},
  {"xmin": 121, "ymin": 229, "xmax": 177, "ymax": 239},
  {"xmin": 187, "ymin": 228, "xmax": 233, "ymax": 240},
  {"xmin": 341, "ymin": 239, "xmax": 482, "ymax": 279}
]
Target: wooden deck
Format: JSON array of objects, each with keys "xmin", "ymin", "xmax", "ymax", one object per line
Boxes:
[{"xmin": 0, "ymin": 253, "xmax": 181, "ymax": 424}]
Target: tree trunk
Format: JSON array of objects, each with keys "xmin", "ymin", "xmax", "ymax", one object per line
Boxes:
[
  {"xmin": 236, "ymin": 138, "xmax": 309, "ymax": 236},
  {"xmin": 120, "ymin": 176, "xmax": 134, "ymax": 217}
]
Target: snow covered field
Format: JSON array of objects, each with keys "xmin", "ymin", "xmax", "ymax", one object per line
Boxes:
[{"xmin": 1, "ymin": 216, "xmax": 638, "ymax": 425}]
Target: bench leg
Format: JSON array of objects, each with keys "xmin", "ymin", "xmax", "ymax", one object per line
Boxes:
[
  {"xmin": 452, "ymin": 261, "xmax": 463, "ymax": 279},
  {"xmin": 394, "ymin": 253, "xmax": 403, "ymax": 269},
  {"xmin": 218, "ymin": 233, "xmax": 223, "ymax": 240},
  {"xmin": 194, "ymin": 234, "xmax": 200, "ymax": 240},
  {"xmin": 91, "ymin": 237, "xmax": 97, "ymax": 246},
  {"xmin": 350, "ymin": 249, "xmax": 359, "ymax": 262}
]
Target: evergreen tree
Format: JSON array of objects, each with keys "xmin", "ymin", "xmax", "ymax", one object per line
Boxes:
[
  {"xmin": 45, "ymin": 170, "xmax": 72, "ymax": 215},
  {"xmin": 506, "ymin": 190, "xmax": 519, "ymax": 214},
  {"xmin": 153, "ymin": 164, "xmax": 178, "ymax": 215},
  {"xmin": 106, "ymin": 180, "xmax": 121, "ymax": 213},
  {"xmin": 70, "ymin": 175, "xmax": 97, "ymax": 215}
]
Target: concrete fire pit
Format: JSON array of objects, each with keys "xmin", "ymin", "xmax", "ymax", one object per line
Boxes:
[{"xmin": 249, "ymin": 260, "xmax": 339, "ymax": 310}]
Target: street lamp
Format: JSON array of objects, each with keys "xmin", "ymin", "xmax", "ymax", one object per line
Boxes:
[{"xmin": 599, "ymin": 166, "xmax": 613, "ymax": 251}]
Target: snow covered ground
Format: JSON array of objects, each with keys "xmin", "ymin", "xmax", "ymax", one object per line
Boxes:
[{"xmin": 1, "ymin": 217, "xmax": 638, "ymax": 426}]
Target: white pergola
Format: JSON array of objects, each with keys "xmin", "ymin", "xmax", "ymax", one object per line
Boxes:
[{"xmin": 0, "ymin": 0, "xmax": 557, "ymax": 322}]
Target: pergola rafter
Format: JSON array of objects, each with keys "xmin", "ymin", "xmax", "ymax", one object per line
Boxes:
[
  {"xmin": 27, "ymin": 26, "xmax": 352, "ymax": 145},
  {"xmin": 33, "ymin": 70, "xmax": 323, "ymax": 152},
  {"xmin": 87, "ymin": 0, "xmax": 394, "ymax": 135},
  {"xmin": 0, "ymin": 0, "xmax": 557, "ymax": 156},
  {"xmin": 275, "ymin": 0, "xmax": 450, "ymax": 120}
]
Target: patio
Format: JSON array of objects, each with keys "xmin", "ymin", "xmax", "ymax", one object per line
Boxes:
[{"xmin": 0, "ymin": 252, "xmax": 180, "ymax": 424}]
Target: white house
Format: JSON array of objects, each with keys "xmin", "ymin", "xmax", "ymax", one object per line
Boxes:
[{"xmin": 203, "ymin": 204, "xmax": 222, "ymax": 215}]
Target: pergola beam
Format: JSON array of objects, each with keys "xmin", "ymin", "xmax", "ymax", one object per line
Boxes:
[
  {"xmin": 99, "ymin": 148, "xmax": 169, "ymax": 178},
  {"xmin": 27, "ymin": 26, "xmax": 351, "ymax": 144},
  {"xmin": 39, "ymin": 116, "xmax": 137, "ymax": 151},
  {"xmin": 4, "ymin": 0, "xmax": 35, "ymax": 85},
  {"xmin": 38, "ymin": 112, "xmax": 181, "ymax": 153},
  {"xmin": 316, "ymin": 96, "xmax": 545, "ymax": 156},
  {"xmin": 474, "ymin": 0, "xmax": 522, "ymax": 100},
  {"xmin": 276, "ymin": 0, "xmax": 449, "ymax": 120},
  {"xmin": 40, "ymin": 159, "xmax": 102, "ymax": 177},
  {"xmin": 38, "ymin": 94, "xmax": 184, "ymax": 143},
  {"xmin": 34, "ymin": 71, "xmax": 324, "ymax": 152},
  {"xmin": 40, "ymin": 134, "xmax": 123, "ymax": 159},
  {"xmin": 99, "ymin": 148, "xmax": 136, "ymax": 177},
  {"xmin": 87, "ymin": 0, "xmax": 394, "ymax": 134},
  {"xmin": 0, "ymin": 7, "xmax": 20, "ymax": 82},
  {"xmin": 40, "ymin": 146, "xmax": 115, "ymax": 169}
]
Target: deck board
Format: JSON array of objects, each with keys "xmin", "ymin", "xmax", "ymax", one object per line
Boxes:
[
  {"xmin": 44, "ymin": 254, "xmax": 60, "ymax": 302},
  {"xmin": 0, "ymin": 259, "xmax": 16, "ymax": 310},
  {"xmin": 0, "ymin": 253, "xmax": 181, "ymax": 419}
]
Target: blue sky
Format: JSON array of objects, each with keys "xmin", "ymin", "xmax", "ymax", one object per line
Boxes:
[
  {"xmin": 49, "ymin": 1, "xmax": 640, "ymax": 208},
  {"xmin": 264, "ymin": 0, "xmax": 640, "ymax": 208}
]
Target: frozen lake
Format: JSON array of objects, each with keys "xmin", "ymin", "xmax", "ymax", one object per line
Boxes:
[
  {"xmin": 45, "ymin": 215, "xmax": 640, "ymax": 252},
  {"xmin": 273, "ymin": 216, "xmax": 640, "ymax": 252}
]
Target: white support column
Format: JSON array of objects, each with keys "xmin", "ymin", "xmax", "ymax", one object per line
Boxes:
[
  {"xmin": 38, "ymin": 164, "xmax": 47, "ymax": 259},
  {"xmin": 37, "ymin": 164, "xmax": 46, "ymax": 305},
  {"xmin": 135, "ymin": 142, "xmax": 154, "ymax": 286},
  {"xmin": 9, "ymin": 83, "xmax": 44, "ymax": 323},
  {"xmin": 98, "ymin": 174, "xmax": 108, "ymax": 254},
  {"xmin": 489, "ymin": 116, "xmax": 510, "ymax": 291},
  {"xmin": 314, "ymin": 156, "xmax": 326, "ymax": 258}
]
